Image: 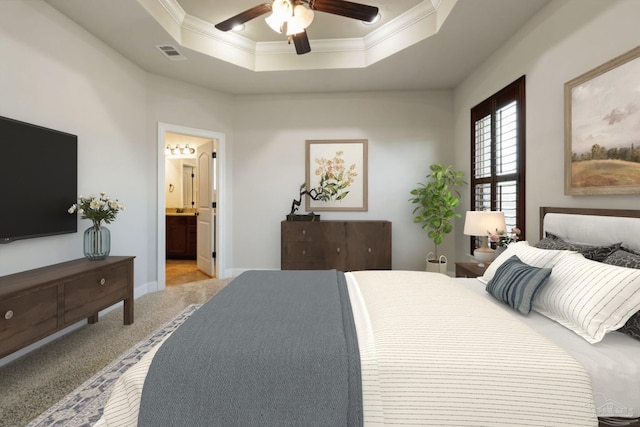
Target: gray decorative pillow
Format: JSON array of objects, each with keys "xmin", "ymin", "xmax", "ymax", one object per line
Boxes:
[
  {"xmin": 535, "ymin": 233, "xmax": 621, "ymax": 262},
  {"xmin": 486, "ymin": 255, "xmax": 552, "ymax": 315},
  {"xmin": 619, "ymin": 311, "xmax": 640, "ymax": 341},
  {"xmin": 603, "ymin": 249, "xmax": 640, "ymax": 270},
  {"xmin": 603, "ymin": 249, "xmax": 640, "ymax": 342}
]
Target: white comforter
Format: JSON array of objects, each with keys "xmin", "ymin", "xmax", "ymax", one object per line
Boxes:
[{"xmin": 97, "ymin": 271, "xmax": 597, "ymax": 426}]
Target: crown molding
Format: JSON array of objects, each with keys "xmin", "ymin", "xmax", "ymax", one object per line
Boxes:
[{"xmin": 136, "ymin": 0, "xmax": 457, "ymax": 71}]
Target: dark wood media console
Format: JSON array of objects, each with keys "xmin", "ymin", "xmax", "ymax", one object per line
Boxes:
[{"xmin": 0, "ymin": 256, "xmax": 134, "ymax": 358}]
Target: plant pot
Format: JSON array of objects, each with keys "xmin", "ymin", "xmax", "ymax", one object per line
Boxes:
[
  {"xmin": 286, "ymin": 213, "xmax": 321, "ymax": 221},
  {"xmin": 426, "ymin": 253, "xmax": 447, "ymax": 274}
]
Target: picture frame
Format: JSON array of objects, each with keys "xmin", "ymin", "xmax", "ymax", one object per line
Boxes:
[
  {"xmin": 305, "ymin": 139, "xmax": 368, "ymax": 211},
  {"xmin": 565, "ymin": 45, "xmax": 640, "ymax": 195}
]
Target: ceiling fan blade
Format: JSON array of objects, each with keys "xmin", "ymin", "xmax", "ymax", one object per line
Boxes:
[
  {"xmin": 309, "ymin": 0, "xmax": 378, "ymax": 22},
  {"xmin": 215, "ymin": 3, "xmax": 272, "ymax": 32},
  {"xmin": 292, "ymin": 30, "xmax": 311, "ymax": 55}
]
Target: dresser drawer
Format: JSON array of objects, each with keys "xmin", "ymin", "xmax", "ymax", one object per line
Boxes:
[
  {"xmin": 281, "ymin": 222, "xmax": 337, "ymax": 243},
  {"xmin": 0, "ymin": 285, "xmax": 58, "ymax": 357},
  {"xmin": 64, "ymin": 263, "xmax": 129, "ymax": 325},
  {"xmin": 283, "ymin": 242, "xmax": 347, "ymax": 270}
]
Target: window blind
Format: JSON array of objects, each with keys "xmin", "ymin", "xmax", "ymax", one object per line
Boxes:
[{"xmin": 470, "ymin": 76, "xmax": 526, "ymax": 248}]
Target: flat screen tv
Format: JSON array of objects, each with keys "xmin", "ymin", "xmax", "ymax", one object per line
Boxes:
[{"xmin": 0, "ymin": 115, "xmax": 77, "ymax": 244}]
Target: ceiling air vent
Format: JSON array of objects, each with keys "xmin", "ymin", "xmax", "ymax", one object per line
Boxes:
[{"xmin": 156, "ymin": 45, "xmax": 187, "ymax": 61}]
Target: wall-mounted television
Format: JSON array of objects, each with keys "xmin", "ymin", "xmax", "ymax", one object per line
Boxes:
[{"xmin": 0, "ymin": 116, "xmax": 77, "ymax": 244}]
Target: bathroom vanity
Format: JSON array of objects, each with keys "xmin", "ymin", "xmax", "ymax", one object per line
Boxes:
[{"xmin": 166, "ymin": 211, "xmax": 197, "ymax": 259}]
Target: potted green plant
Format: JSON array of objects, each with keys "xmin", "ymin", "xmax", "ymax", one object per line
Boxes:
[{"xmin": 409, "ymin": 164, "xmax": 466, "ymax": 272}]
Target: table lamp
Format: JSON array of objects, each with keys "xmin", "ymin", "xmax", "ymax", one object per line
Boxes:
[{"xmin": 463, "ymin": 211, "xmax": 506, "ymax": 267}]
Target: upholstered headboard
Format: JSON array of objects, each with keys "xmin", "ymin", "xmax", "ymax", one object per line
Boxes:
[{"xmin": 540, "ymin": 207, "xmax": 640, "ymax": 253}]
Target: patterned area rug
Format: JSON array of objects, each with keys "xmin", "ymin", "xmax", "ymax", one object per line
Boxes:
[{"xmin": 26, "ymin": 304, "xmax": 202, "ymax": 427}]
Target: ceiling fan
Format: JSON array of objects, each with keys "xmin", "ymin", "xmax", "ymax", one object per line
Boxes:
[{"xmin": 215, "ymin": 0, "xmax": 379, "ymax": 55}]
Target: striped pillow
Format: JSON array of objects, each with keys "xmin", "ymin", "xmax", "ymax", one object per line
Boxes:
[
  {"xmin": 486, "ymin": 256, "xmax": 552, "ymax": 314},
  {"xmin": 533, "ymin": 252, "xmax": 640, "ymax": 343},
  {"xmin": 480, "ymin": 241, "xmax": 574, "ymax": 284}
]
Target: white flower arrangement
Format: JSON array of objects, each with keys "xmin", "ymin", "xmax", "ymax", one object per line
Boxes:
[{"xmin": 68, "ymin": 193, "xmax": 125, "ymax": 228}]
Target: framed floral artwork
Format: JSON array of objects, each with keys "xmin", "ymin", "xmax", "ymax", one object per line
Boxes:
[
  {"xmin": 305, "ymin": 139, "xmax": 368, "ymax": 211},
  {"xmin": 565, "ymin": 45, "xmax": 640, "ymax": 195}
]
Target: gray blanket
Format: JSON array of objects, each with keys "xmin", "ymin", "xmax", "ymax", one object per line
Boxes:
[{"xmin": 138, "ymin": 270, "xmax": 362, "ymax": 426}]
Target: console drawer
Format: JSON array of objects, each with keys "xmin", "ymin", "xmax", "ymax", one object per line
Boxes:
[
  {"xmin": 0, "ymin": 285, "xmax": 58, "ymax": 357},
  {"xmin": 64, "ymin": 263, "xmax": 128, "ymax": 325}
]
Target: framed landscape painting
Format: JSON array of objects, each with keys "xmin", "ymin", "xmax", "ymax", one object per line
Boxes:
[
  {"xmin": 305, "ymin": 139, "xmax": 368, "ymax": 211},
  {"xmin": 565, "ymin": 45, "xmax": 640, "ymax": 195}
]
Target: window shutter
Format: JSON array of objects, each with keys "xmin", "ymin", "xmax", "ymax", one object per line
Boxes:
[{"xmin": 470, "ymin": 76, "xmax": 526, "ymax": 251}]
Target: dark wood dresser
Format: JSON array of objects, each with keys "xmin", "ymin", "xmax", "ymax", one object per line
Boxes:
[
  {"xmin": 0, "ymin": 256, "xmax": 134, "ymax": 358},
  {"xmin": 281, "ymin": 220, "xmax": 391, "ymax": 271}
]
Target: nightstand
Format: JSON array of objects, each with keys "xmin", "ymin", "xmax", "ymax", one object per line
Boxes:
[{"xmin": 455, "ymin": 262, "xmax": 488, "ymax": 278}]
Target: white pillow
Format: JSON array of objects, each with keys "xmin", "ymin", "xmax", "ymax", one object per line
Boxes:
[
  {"xmin": 533, "ymin": 252, "xmax": 640, "ymax": 343},
  {"xmin": 479, "ymin": 241, "xmax": 574, "ymax": 284}
]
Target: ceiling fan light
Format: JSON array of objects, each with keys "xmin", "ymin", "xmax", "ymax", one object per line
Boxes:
[
  {"xmin": 273, "ymin": 0, "xmax": 293, "ymax": 19},
  {"xmin": 266, "ymin": 0, "xmax": 293, "ymax": 33},
  {"xmin": 293, "ymin": 4, "xmax": 314, "ymax": 28},
  {"xmin": 286, "ymin": 16, "xmax": 305, "ymax": 35},
  {"xmin": 265, "ymin": 13, "xmax": 284, "ymax": 33}
]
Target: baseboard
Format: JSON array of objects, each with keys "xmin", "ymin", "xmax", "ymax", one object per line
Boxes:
[{"xmin": 227, "ymin": 267, "xmax": 279, "ymax": 277}]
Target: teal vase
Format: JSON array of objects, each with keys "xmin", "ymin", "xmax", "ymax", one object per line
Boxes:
[{"xmin": 83, "ymin": 224, "xmax": 110, "ymax": 260}]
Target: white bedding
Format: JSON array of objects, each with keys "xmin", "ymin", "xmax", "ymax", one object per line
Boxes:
[
  {"xmin": 459, "ymin": 276, "xmax": 640, "ymax": 419},
  {"xmin": 97, "ymin": 271, "xmax": 598, "ymax": 426}
]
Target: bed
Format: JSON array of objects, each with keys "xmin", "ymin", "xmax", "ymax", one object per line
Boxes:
[{"xmin": 96, "ymin": 207, "xmax": 640, "ymax": 426}]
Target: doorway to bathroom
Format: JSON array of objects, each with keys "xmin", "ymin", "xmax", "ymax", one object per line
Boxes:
[{"xmin": 157, "ymin": 123, "xmax": 226, "ymax": 290}]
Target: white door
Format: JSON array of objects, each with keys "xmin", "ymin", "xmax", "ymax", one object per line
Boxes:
[{"xmin": 196, "ymin": 141, "xmax": 216, "ymax": 276}]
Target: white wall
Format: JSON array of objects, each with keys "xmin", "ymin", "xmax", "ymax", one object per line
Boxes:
[
  {"xmin": 453, "ymin": 0, "xmax": 640, "ymax": 263},
  {"xmin": 0, "ymin": 0, "xmax": 457, "ymax": 282},
  {"xmin": 146, "ymin": 75, "xmax": 234, "ymax": 278},
  {"xmin": 0, "ymin": 1, "xmax": 150, "ymax": 290},
  {"xmin": 5, "ymin": 0, "xmax": 637, "ymax": 284},
  {"xmin": 0, "ymin": 2, "xmax": 235, "ymax": 289},
  {"xmin": 232, "ymin": 91, "xmax": 455, "ymax": 272}
]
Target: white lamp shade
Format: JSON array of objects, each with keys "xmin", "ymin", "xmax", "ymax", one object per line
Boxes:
[
  {"xmin": 286, "ymin": 16, "xmax": 305, "ymax": 35},
  {"xmin": 265, "ymin": 13, "xmax": 284, "ymax": 33},
  {"xmin": 294, "ymin": 4, "xmax": 314, "ymax": 27},
  {"xmin": 463, "ymin": 211, "xmax": 506, "ymax": 237},
  {"xmin": 265, "ymin": 0, "xmax": 293, "ymax": 34},
  {"xmin": 286, "ymin": 5, "xmax": 314, "ymax": 35}
]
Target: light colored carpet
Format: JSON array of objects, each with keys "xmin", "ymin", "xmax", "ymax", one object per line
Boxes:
[
  {"xmin": 27, "ymin": 304, "xmax": 202, "ymax": 427},
  {"xmin": 0, "ymin": 278, "xmax": 231, "ymax": 427}
]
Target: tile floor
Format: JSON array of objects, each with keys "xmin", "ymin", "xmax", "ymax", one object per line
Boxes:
[{"xmin": 165, "ymin": 259, "xmax": 212, "ymax": 286}]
